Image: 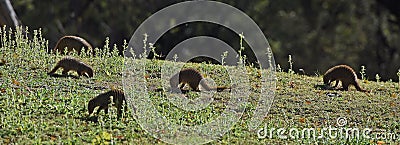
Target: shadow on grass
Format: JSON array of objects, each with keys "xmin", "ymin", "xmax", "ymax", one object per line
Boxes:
[
  {"xmin": 152, "ymin": 87, "xmax": 193, "ymax": 94},
  {"xmin": 314, "ymin": 84, "xmax": 343, "ymax": 97},
  {"xmin": 48, "ymin": 73, "xmax": 80, "ymax": 79},
  {"xmin": 314, "ymin": 84, "xmax": 336, "ymax": 90},
  {"xmin": 75, "ymin": 115, "xmax": 99, "ymax": 123}
]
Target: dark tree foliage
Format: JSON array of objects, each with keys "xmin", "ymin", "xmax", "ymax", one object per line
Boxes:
[
  {"xmin": 11, "ymin": 0, "xmax": 400, "ymax": 81},
  {"xmin": 0, "ymin": 0, "xmax": 21, "ymax": 28}
]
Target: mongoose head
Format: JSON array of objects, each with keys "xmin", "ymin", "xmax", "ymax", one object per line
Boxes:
[
  {"xmin": 79, "ymin": 61, "xmax": 94, "ymax": 77},
  {"xmin": 83, "ymin": 68, "xmax": 94, "ymax": 78},
  {"xmin": 323, "ymin": 75, "xmax": 332, "ymax": 85},
  {"xmin": 323, "ymin": 76, "xmax": 329, "ymax": 85},
  {"xmin": 88, "ymin": 99, "xmax": 96, "ymax": 115},
  {"xmin": 86, "ymin": 69, "xmax": 94, "ymax": 77}
]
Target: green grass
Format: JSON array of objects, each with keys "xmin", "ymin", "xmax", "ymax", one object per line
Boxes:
[{"xmin": 0, "ymin": 27, "xmax": 399, "ymax": 144}]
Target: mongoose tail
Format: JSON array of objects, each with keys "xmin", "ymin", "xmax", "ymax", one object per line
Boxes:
[{"xmin": 355, "ymin": 83, "xmax": 370, "ymax": 93}]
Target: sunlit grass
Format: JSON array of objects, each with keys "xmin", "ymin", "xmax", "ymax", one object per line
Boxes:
[{"xmin": 0, "ymin": 26, "xmax": 399, "ymax": 144}]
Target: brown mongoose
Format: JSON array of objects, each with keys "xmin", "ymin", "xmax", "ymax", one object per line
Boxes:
[
  {"xmin": 169, "ymin": 68, "xmax": 231, "ymax": 92},
  {"xmin": 88, "ymin": 89, "xmax": 127, "ymax": 119},
  {"xmin": 53, "ymin": 35, "xmax": 93, "ymax": 55},
  {"xmin": 323, "ymin": 65, "xmax": 368, "ymax": 92},
  {"xmin": 48, "ymin": 57, "xmax": 94, "ymax": 77}
]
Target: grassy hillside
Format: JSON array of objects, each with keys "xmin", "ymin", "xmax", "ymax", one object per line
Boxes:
[{"xmin": 0, "ymin": 28, "xmax": 399, "ymax": 144}]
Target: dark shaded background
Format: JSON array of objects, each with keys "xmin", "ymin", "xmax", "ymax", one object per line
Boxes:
[{"xmin": 6, "ymin": 0, "xmax": 400, "ymax": 81}]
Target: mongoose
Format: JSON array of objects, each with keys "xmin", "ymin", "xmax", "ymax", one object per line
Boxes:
[
  {"xmin": 169, "ymin": 68, "xmax": 231, "ymax": 92},
  {"xmin": 48, "ymin": 57, "xmax": 94, "ymax": 77},
  {"xmin": 53, "ymin": 35, "xmax": 93, "ymax": 55},
  {"xmin": 88, "ymin": 89, "xmax": 127, "ymax": 119},
  {"xmin": 323, "ymin": 65, "xmax": 368, "ymax": 92}
]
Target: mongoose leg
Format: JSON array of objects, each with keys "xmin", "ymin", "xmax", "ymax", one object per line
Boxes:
[
  {"xmin": 179, "ymin": 83, "xmax": 185, "ymax": 90},
  {"xmin": 95, "ymin": 107, "xmax": 102, "ymax": 114},
  {"xmin": 192, "ymin": 84, "xmax": 200, "ymax": 91},
  {"xmin": 342, "ymin": 83, "xmax": 350, "ymax": 91},
  {"xmin": 62, "ymin": 69, "xmax": 69, "ymax": 76},
  {"xmin": 117, "ymin": 106, "xmax": 122, "ymax": 119},
  {"xmin": 333, "ymin": 80, "xmax": 339, "ymax": 88},
  {"xmin": 97, "ymin": 106, "xmax": 108, "ymax": 114},
  {"xmin": 78, "ymin": 71, "xmax": 83, "ymax": 76},
  {"xmin": 79, "ymin": 71, "xmax": 89, "ymax": 77},
  {"xmin": 104, "ymin": 107, "xmax": 109, "ymax": 114}
]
